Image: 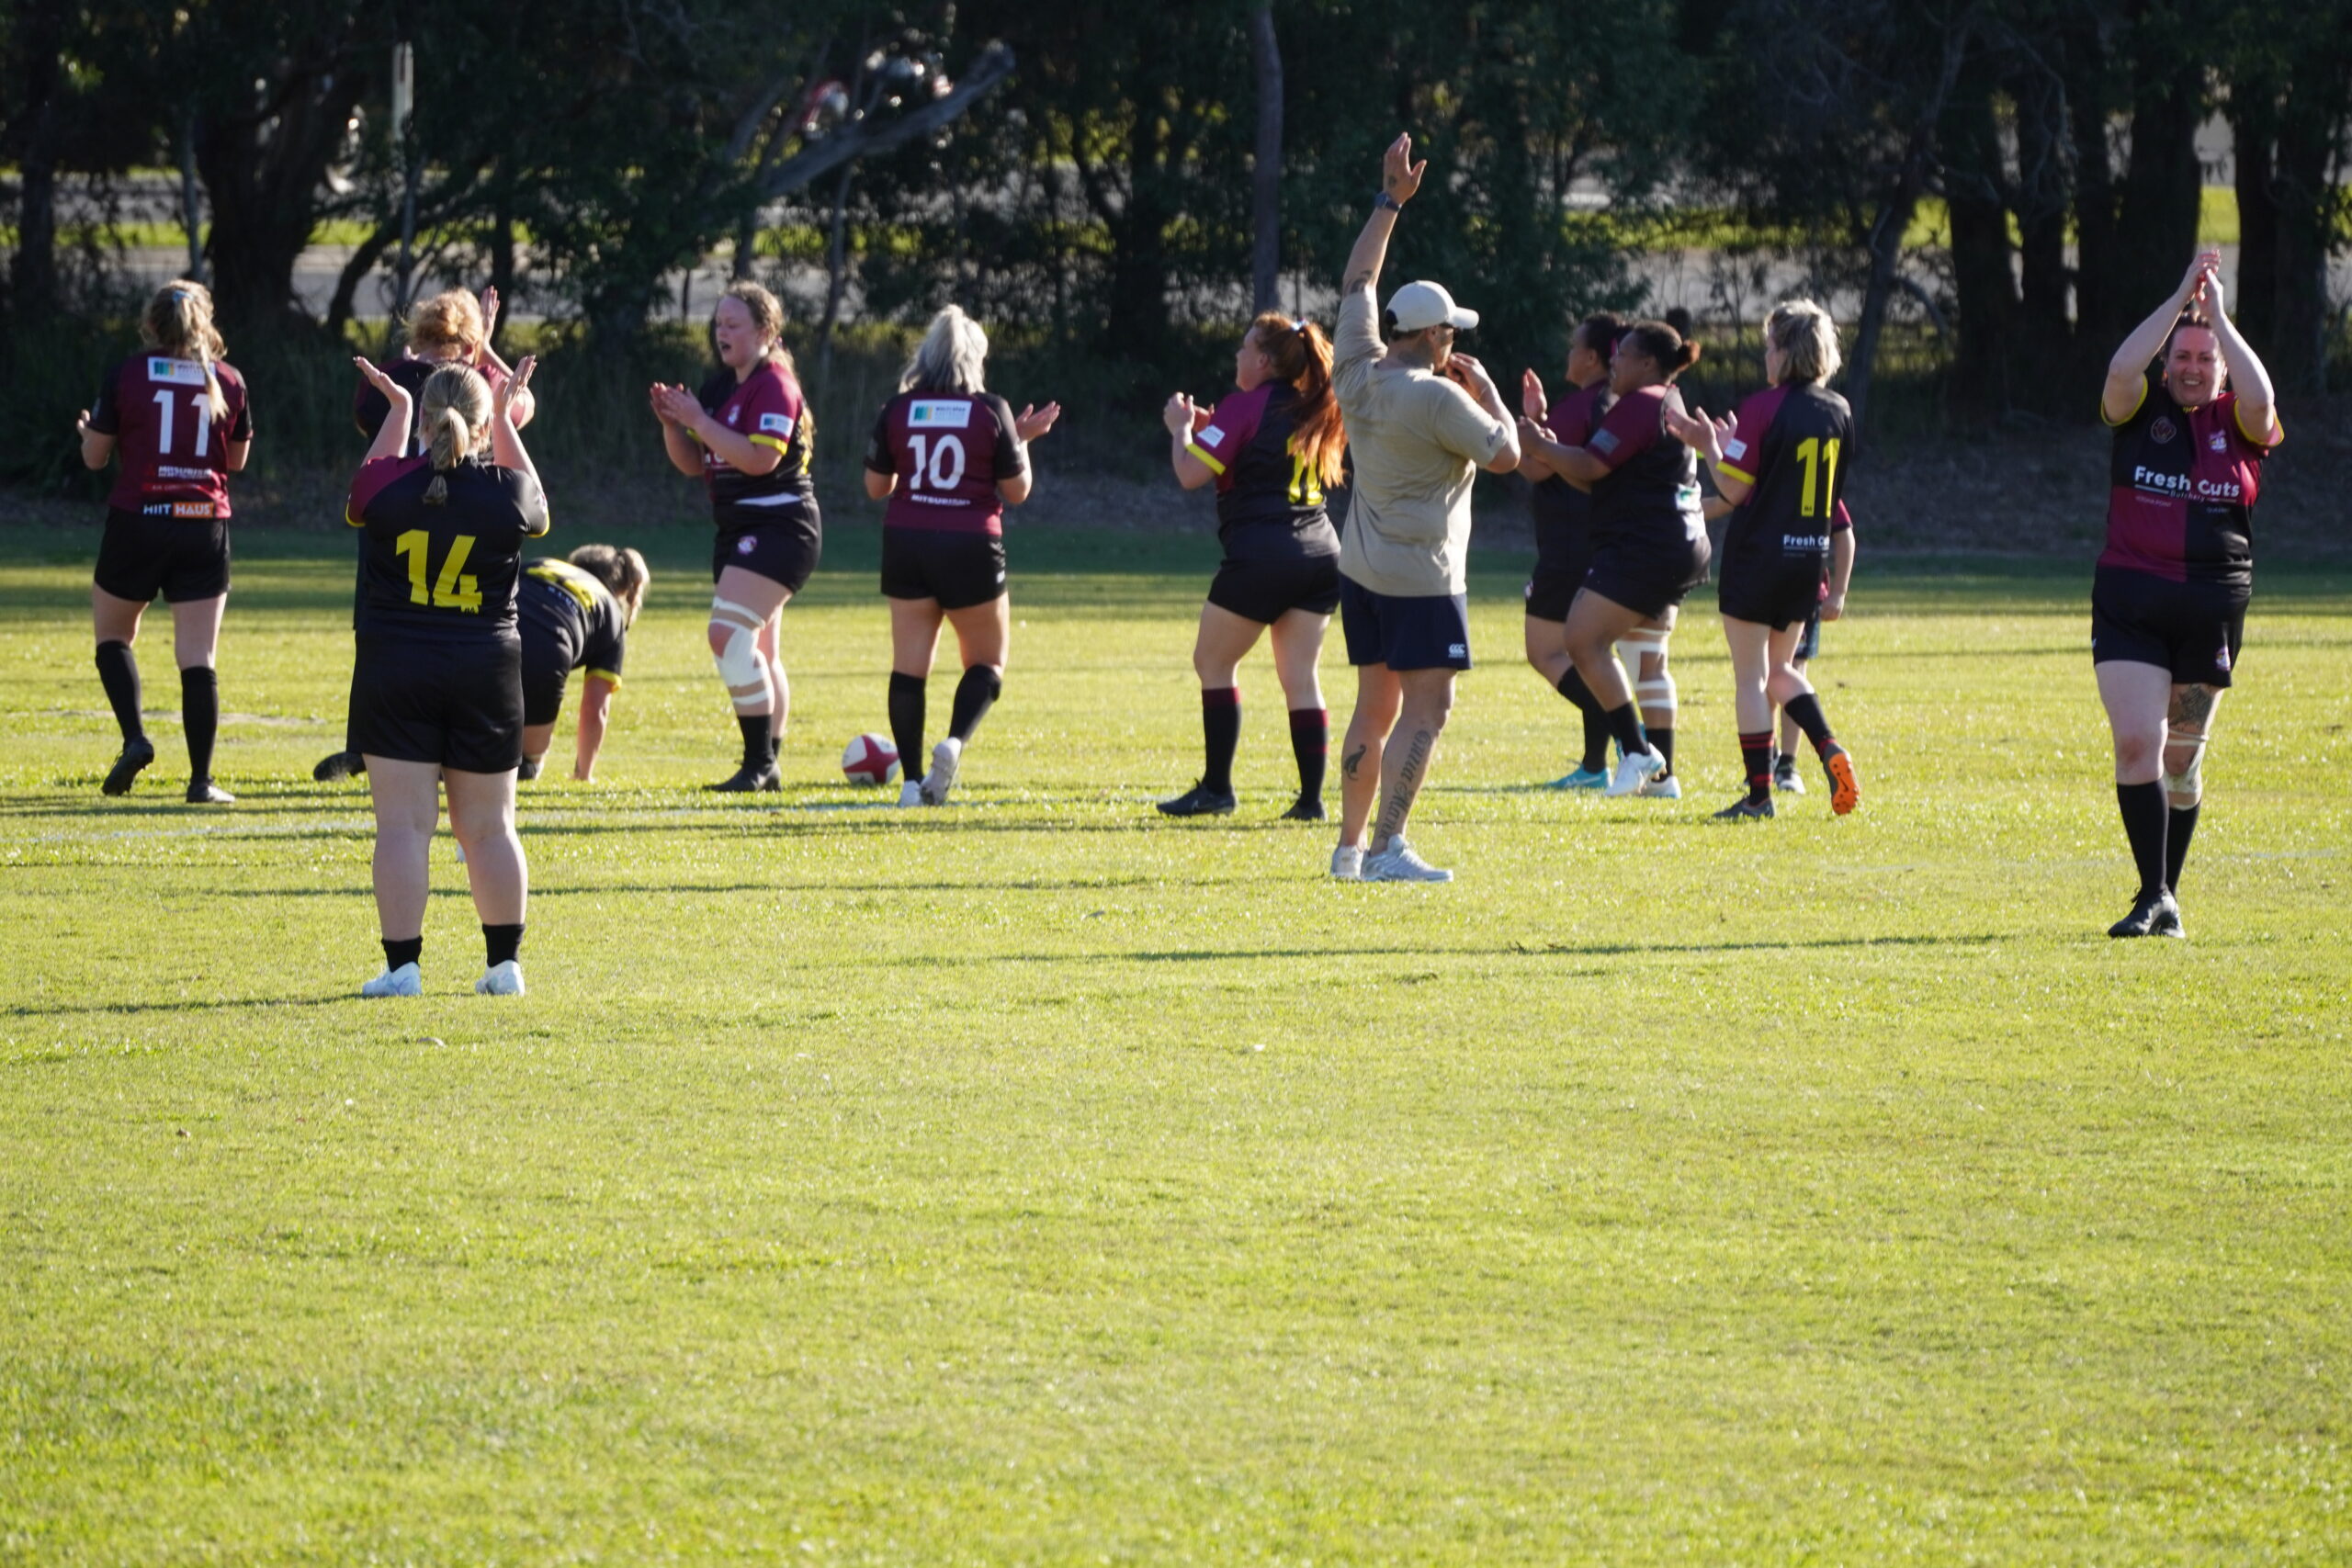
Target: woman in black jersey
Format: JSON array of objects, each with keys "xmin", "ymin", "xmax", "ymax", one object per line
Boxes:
[
  {"xmin": 1156, "ymin": 311, "xmax": 1349, "ymax": 819},
  {"xmin": 2092, "ymin": 250, "xmax": 2281, "ymax": 939},
  {"xmin": 864, "ymin": 306, "xmax": 1060, "ymax": 807},
  {"xmin": 346, "ymin": 356, "xmax": 548, "ymax": 998},
  {"xmin": 1514, "ymin": 319, "xmax": 1708, "ymax": 798},
  {"xmin": 650, "ymin": 281, "xmax": 819, "ymax": 793},
  {"xmin": 516, "ymin": 544, "xmax": 650, "ymax": 784},
  {"xmin": 76, "ymin": 280, "xmax": 252, "ymax": 804},
  {"xmin": 1668, "ymin": 299, "xmax": 1861, "ymax": 819},
  {"xmin": 1518, "ymin": 311, "xmax": 1623, "ymax": 790}
]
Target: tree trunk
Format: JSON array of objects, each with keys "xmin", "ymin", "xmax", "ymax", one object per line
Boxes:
[
  {"xmin": 2009, "ymin": 71, "xmax": 2072, "ymax": 346},
  {"xmin": 2112, "ymin": 49, "xmax": 2204, "ymax": 341},
  {"xmin": 1845, "ymin": 187, "xmax": 1919, "ymax": 442},
  {"xmin": 2064, "ymin": 24, "xmax": 2122, "ymax": 355},
  {"xmin": 2228, "ymin": 85, "xmax": 2279, "ymax": 351},
  {"xmin": 489, "ymin": 174, "xmax": 516, "ymax": 355},
  {"xmin": 2268, "ymin": 74, "xmax": 2344, "ymax": 394},
  {"xmin": 1249, "ymin": 3, "xmax": 1283, "ymax": 315},
  {"xmin": 178, "ymin": 107, "xmax": 207, "ymax": 285},
  {"xmin": 1943, "ymin": 73, "xmax": 2019, "ymax": 419},
  {"xmin": 8, "ymin": 0, "xmax": 66, "ymax": 319}
]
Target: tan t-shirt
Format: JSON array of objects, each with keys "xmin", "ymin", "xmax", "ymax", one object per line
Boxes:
[{"xmin": 1330, "ymin": 288, "xmax": 1510, "ymax": 597}]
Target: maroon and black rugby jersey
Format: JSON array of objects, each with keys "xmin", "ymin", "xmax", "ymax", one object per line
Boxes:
[
  {"xmin": 1530, "ymin": 381, "xmax": 1613, "ymax": 543},
  {"xmin": 2101, "ymin": 375, "xmax": 2279, "ymax": 590},
  {"xmin": 697, "ymin": 362, "xmax": 817, "ymax": 530},
  {"xmin": 1182, "ymin": 382, "xmax": 1340, "ymax": 562},
  {"xmin": 345, "ymin": 454, "xmax": 548, "ymax": 640},
  {"xmin": 519, "ymin": 558, "xmax": 628, "ymax": 684},
  {"xmin": 864, "ymin": 390, "xmax": 1025, "ymax": 536},
  {"xmin": 88, "ymin": 355, "xmax": 253, "ymax": 519},
  {"xmin": 1584, "ymin": 384, "xmax": 1704, "ymax": 552},
  {"xmin": 1716, "ymin": 381, "xmax": 1854, "ymax": 565}
]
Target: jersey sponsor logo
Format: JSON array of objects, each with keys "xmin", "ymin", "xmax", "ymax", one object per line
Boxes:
[
  {"xmin": 909, "ymin": 399, "xmax": 973, "ymax": 429},
  {"xmin": 157, "ymin": 465, "xmax": 212, "ymax": 480},
  {"xmin": 145, "ymin": 357, "xmax": 209, "ymax": 387},
  {"xmin": 2131, "ymin": 465, "xmax": 2243, "ymax": 502},
  {"xmin": 171, "ymin": 501, "xmax": 216, "ymax": 518},
  {"xmin": 1197, "ymin": 423, "xmax": 1226, "ymax": 447},
  {"xmin": 1723, "ymin": 436, "xmax": 1748, "ymax": 461},
  {"xmin": 2148, "ymin": 416, "xmax": 2177, "ymax": 444},
  {"xmin": 759, "ymin": 412, "xmax": 796, "ymax": 437},
  {"xmin": 1781, "ymin": 534, "xmax": 1829, "ymax": 552}
]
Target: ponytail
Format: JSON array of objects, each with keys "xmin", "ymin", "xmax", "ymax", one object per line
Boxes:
[
  {"xmin": 141, "ymin": 280, "xmax": 228, "ymax": 423},
  {"xmin": 1622, "ymin": 320, "xmax": 1702, "ymax": 381},
  {"xmin": 1249, "ymin": 310, "xmax": 1347, "ymax": 489},
  {"xmin": 419, "ymin": 364, "xmax": 492, "ymax": 505}
]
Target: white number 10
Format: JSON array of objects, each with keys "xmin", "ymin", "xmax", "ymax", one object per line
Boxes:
[{"xmin": 908, "ymin": 433, "xmax": 967, "ymax": 491}]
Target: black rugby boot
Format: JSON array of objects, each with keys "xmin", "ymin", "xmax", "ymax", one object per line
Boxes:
[
  {"xmin": 102, "ymin": 738, "xmax": 157, "ymax": 796},
  {"xmin": 2108, "ymin": 889, "xmax": 2181, "ymax": 939}
]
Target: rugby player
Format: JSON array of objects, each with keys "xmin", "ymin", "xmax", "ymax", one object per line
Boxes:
[
  {"xmin": 516, "ymin": 545, "xmax": 649, "ymax": 783},
  {"xmin": 1666, "ymin": 299, "xmax": 1861, "ymax": 818},
  {"xmin": 1327, "ymin": 132, "xmax": 1521, "ymax": 883},
  {"xmin": 346, "ymin": 356, "xmax": 548, "ymax": 998},
  {"xmin": 650, "ymin": 282, "xmax": 820, "ymax": 793},
  {"xmin": 2094, "ymin": 250, "xmax": 2282, "ymax": 939},
  {"xmin": 1157, "ymin": 312, "xmax": 1348, "ymax": 820},
  {"xmin": 76, "ymin": 280, "xmax": 252, "ymax": 804},
  {"xmin": 1517, "ymin": 312, "xmax": 1623, "ymax": 790},
  {"xmin": 863, "ymin": 306, "xmax": 1060, "ymax": 807},
  {"xmin": 1516, "ymin": 320, "xmax": 1709, "ymax": 797}
]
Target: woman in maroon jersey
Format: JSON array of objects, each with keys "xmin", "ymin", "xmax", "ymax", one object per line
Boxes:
[
  {"xmin": 1513, "ymin": 319, "xmax": 1708, "ymax": 798},
  {"xmin": 1667, "ymin": 299, "xmax": 1861, "ymax": 820},
  {"xmin": 1156, "ymin": 310, "xmax": 1349, "ymax": 819},
  {"xmin": 75, "ymin": 280, "xmax": 252, "ymax": 804},
  {"xmin": 346, "ymin": 355, "xmax": 547, "ymax": 998},
  {"xmin": 2091, "ymin": 250, "xmax": 2281, "ymax": 939},
  {"xmin": 650, "ymin": 281, "xmax": 820, "ymax": 792},
  {"xmin": 1517, "ymin": 311, "xmax": 1623, "ymax": 789},
  {"xmin": 863, "ymin": 306, "xmax": 1059, "ymax": 807}
]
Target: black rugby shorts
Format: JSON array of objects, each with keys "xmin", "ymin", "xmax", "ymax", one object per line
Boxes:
[
  {"xmin": 880, "ymin": 526, "xmax": 1008, "ymax": 610},
  {"xmin": 1207, "ymin": 555, "xmax": 1340, "ymax": 625},
  {"xmin": 94, "ymin": 509, "xmax": 232, "ymax": 604},
  {"xmin": 2091, "ymin": 566, "xmax": 2246, "ymax": 689}
]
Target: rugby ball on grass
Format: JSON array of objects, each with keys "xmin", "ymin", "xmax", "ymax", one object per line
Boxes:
[{"xmin": 841, "ymin": 733, "xmax": 900, "ymax": 786}]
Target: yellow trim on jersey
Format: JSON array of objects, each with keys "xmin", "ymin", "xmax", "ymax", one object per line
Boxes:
[
  {"xmin": 748, "ymin": 432, "xmax": 790, "ymax": 454},
  {"xmin": 1183, "ymin": 441, "xmax": 1227, "ymax": 476},
  {"xmin": 344, "ymin": 503, "xmax": 366, "ymax": 528},
  {"xmin": 584, "ymin": 669, "xmax": 623, "ymax": 689},
  {"xmin": 2101, "ymin": 375, "xmax": 2149, "ymax": 428},
  {"xmin": 1714, "ymin": 461, "xmax": 1756, "ymax": 485},
  {"xmin": 2234, "ymin": 400, "xmax": 2282, "ymax": 449}
]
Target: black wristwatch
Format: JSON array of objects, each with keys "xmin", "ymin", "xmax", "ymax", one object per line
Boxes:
[{"xmin": 1374, "ymin": 190, "xmax": 1403, "ymax": 212}]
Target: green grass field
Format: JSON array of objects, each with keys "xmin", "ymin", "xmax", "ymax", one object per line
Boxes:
[{"xmin": 2, "ymin": 523, "xmax": 2347, "ymax": 1563}]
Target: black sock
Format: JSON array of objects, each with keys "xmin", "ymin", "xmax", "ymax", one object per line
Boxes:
[
  {"xmin": 180, "ymin": 665, "xmax": 219, "ymax": 782},
  {"xmin": 1288, "ymin": 706, "xmax": 1328, "ymax": 799},
  {"xmin": 947, "ymin": 666, "xmax": 1001, "ymax": 743},
  {"xmin": 1740, "ymin": 730, "xmax": 1774, "ymax": 802},
  {"xmin": 2165, "ymin": 803, "xmax": 2200, "ymax": 895},
  {"xmin": 382, "ymin": 935, "xmax": 423, "ymax": 973},
  {"xmin": 2115, "ymin": 782, "xmax": 2170, "ymax": 902},
  {"xmin": 888, "ymin": 671, "xmax": 926, "ymax": 781},
  {"xmin": 1555, "ymin": 669, "xmax": 1609, "ymax": 773},
  {"xmin": 1603, "ymin": 701, "xmax": 1647, "ymax": 759},
  {"xmin": 1650, "ymin": 726, "xmax": 1675, "ymax": 775},
  {"xmin": 1776, "ymin": 749, "xmax": 1798, "ymax": 773},
  {"xmin": 483, "ymin": 923, "xmax": 525, "ymax": 968},
  {"xmin": 96, "ymin": 641, "xmax": 144, "ymax": 744},
  {"xmin": 736, "ymin": 713, "xmax": 772, "ymax": 771},
  {"xmin": 1200, "ymin": 686, "xmax": 1240, "ymax": 794},
  {"xmin": 1783, "ymin": 692, "xmax": 1837, "ymax": 754}
]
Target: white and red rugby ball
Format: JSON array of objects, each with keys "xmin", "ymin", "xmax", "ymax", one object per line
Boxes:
[{"xmin": 841, "ymin": 732, "xmax": 901, "ymax": 786}]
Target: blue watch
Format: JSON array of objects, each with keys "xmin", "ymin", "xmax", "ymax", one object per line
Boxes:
[{"xmin": 1374, "ymin": 190, "xmax": 1403, "ymax": 212}]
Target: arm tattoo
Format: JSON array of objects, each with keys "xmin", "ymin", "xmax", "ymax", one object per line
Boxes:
[
  {"xmin": 1343, "ymin": 269, "xmax": 1374, "ymax": 295},
  {"xmin": 1341, "ymin": 743, "xmax": 1367, "ymax": 780},
  {"xmin": 1374, "ymin": 728, "xmax": 1436, "ymax": 840}
]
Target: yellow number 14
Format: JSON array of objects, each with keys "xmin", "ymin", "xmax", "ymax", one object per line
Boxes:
[{"xmin": 394, "ymin": 530, "xmax": 483, "ymax": 612}]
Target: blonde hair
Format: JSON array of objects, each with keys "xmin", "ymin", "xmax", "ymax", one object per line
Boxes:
[
  {"xmin": 420, "ymin": 364, "xmax": 492, "ymax": 505},
  {"xmin": 141, "ymin": 280, "xmax": 228, "ymax": 422},
  {"xmin": 1765, "ymin": 299, "xmax": 1842, "ymax": 385},
  {"xmin": 899, "ymin": 305, "xmax": 990, "ymax": 394},
  {"xmin": 718, "ymin": 281, "xmax": 796, "ymax": 373},
  {"xmin": 407, "ymin": 289, "xmax": 486, "ymax": 361},
  {"xmin": 567, "ymin": 543, "xmax": 651, "ymax": 626}
]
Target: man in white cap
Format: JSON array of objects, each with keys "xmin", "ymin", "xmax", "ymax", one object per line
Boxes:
[{"xmin": 1328, "ymin": 131, "xmax": 1521, "ymax": 883}]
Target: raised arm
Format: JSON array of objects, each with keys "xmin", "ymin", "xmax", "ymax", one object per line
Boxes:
[
  {"xmin": 1341, "ymin": 133, "xmax": 1424, "ymax": 297},
  {"xmin": 2199, "ymin": 266, "xmax": 2278, "ymax": 443},
  {"xmin": 353, "ymin": 358, "xmax": 414, "ymax": 464},
  {"xmin": 490, "ymin": 355, "xmax": 541, "ymax": 491},
  {"xmin": 2104, "ymin": 250, "xmax": 2219, "ymax": 423}
]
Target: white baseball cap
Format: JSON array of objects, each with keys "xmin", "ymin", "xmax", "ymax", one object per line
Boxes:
[{"xmin": 1386, "ymin": 280, "xmax": 1479, "ymax": 333}]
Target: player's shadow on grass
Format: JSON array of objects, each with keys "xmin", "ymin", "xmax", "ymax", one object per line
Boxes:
[
  {"xmin": 1120, "ymin": 932, "xmax": 2004, "ymax": 962},
  {"xmin": 6, "ymin": 992, "xmax": 364, "ymax": 1018}
]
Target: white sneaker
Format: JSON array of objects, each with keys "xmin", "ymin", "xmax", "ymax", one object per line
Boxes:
[
  {"xmin": 897, "ymin": 779, "xmax": 924, "ymax": 808},
  {"xmin": 475, "ymin": 960, "xmax": 526, "ymax": 997},
  {"xmin": 921, "ymin": 737, "xmax": 963, "ymax": 806},
  {"xmin": 1330, "ymin": 844, "xmax": 1364, "ymax": 881},
  {"xmin": 361, "ymin": 962, "xmax": 423, "ymax": 998},
  {"xmin": 1604, "ymin": 746, "xmax": 1665, "ymax": 797},
  {"xmin": 1361, "ymin": 836, "xmax": 1453, "ymax": 883},
  {"xmin": 1634, "ymin": 771, "xmax": 1683, "ymax": 799}
]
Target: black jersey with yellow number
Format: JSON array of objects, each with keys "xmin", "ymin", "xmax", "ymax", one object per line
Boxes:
[
  {"xmin": 1181, "ymin": 381, "xmax": 1340, "ymax": 562},
  {"xmin": 1715, "ymin": 381, "xmax": 1853, "ymax": 570},
  {"xmin": 519, "ymin": 558, "xmax": 628, "ymax": 683},
  {"xmin": 345, "ymin": 454, "xmax": 549, "ymax": 640}
]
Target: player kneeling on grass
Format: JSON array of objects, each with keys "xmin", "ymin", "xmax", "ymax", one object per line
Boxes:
[
  {"xmin": 1665, "ymin": 299, "xmax": 1861, "ymax": 820},
  {"xmin": 347, "ymin": 356, "xmax": 548, "ymax": 998},
  {"xmin": 517, "ymin": 545, "xmax": 649, "ymax": 784},
  {"xmin": 1157, "ymin": 312, "xmax": 1348, "ymax": 820},
  {"xmin": 77, "ymin": 280, "xmax": 253, "ymax": 805},
  {"xmin": 864, "ymin": 305, "xmax": 1060, "ymax": 807}
]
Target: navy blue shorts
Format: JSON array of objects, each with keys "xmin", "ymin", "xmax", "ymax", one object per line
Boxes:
[{"xmin": 1339, "ymin": 576, "xmax": 1472, "ymax": 671}]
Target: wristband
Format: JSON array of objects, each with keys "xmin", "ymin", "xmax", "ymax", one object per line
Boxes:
[{"xmin": 1374, "ymin": 190, "xmax": 1403, "ymax": 212}]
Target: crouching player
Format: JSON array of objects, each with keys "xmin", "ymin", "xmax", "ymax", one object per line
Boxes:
[
  {"xmin": 518, "ymin": 545, "xmax": 649, "ymax": 783},
  {"xmin": 347, "ymin": 355, "xmax": 548, "ymax": 998}
]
